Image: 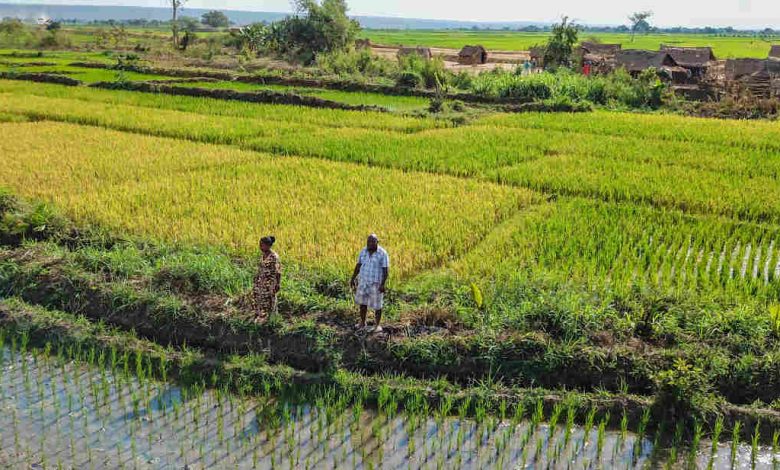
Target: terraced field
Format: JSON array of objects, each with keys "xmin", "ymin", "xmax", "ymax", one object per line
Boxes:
[
  {"xmin": 2, "ymin": 78, "xmax": 780, "ymax": 299},
  {"xmin": 3, "ymin": 72, "xmax": 780, "ymax": 466}
]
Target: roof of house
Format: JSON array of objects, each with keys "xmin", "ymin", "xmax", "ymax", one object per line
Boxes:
[
  {"xmin": 770, "ymin": 45, "xmax": 780, "ymax": 59},
  {"xmin": 529, "ymin": 46, "xmax": 545, "ymax": 58},
  {"xmin": 459, "ymin": 45, "xmax": 487, "ymax": 57},
  {"xmin": 660, "ymin": 46, "xmax": 716, "ymax": 67},
  {"xmin": 581, "ymin": 42, "xmax": 622, "ymax": 55},
  {"xmin": 615, "ymin": 50, "xmax": 678, "ymax": 72},
  {"xmin": 397, "ymin": 47, "xmax": 432, "ymax": 59},
  {"xmin": 724, "ymin": 58, "xmax": 768, "ymax": 80}
]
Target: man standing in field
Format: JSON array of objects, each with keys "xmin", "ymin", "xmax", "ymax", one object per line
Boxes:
[{"xmin": 350, "ymin": 234, "xmax": 389, "ymax": 333}]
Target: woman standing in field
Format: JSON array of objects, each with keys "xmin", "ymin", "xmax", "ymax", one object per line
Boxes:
[{"xmin": 253, "ymin": 236, "xmax": 281, "ymax": 322}]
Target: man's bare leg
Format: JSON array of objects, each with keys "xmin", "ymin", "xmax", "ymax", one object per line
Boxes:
[{"xmin": 356, "ymin": 305, "xmax": 368, "ymax": 329}]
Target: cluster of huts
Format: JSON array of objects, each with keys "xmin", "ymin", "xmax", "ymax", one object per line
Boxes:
[
  {"xmin": 577, "ymin": 42, "xmax": 780, "ymax": 99},
  {"xmin": 359, "ymin": 38, "xmax": 780, "ymax": 98},
  {"xmin": 394, "ymin": 44, "xmax": 490, "ymax": 65}
]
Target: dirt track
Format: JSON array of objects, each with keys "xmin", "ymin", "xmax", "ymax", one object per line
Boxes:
[{"xmin": 370, "ymin": 43, "xmax": 528, "ymax": 74}]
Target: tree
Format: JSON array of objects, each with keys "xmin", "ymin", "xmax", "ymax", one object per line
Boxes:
[
  {"xmin": 0, "ymin": 18, "xmax": 24, "ymax": 35},
  {"xmin": 628, "ymin": 11, "xmax": 653, "ymax": 42},
  {"xmin": 201, "ymin": 10, "xmax": 229, "ymax": 28},
  {"xmin": 229, "ymin": 22, "xmax": 268, "ymax": 52},
  {"xmin": 265, "ymin": 0, "xmax": 361, "ymax": 63},
  {"xmin": 45, "ymin": 20, "xmax": 62, "ymax": 31},
  {"xmin": 543, "ymin": 16, "xmax": 579, "ymax": 69},
  {"xmin": 180, "ymin": 16, "xmax": 200, "ymax": 32},
  {"xmin": 168, "ymin": 0, "xmax": 188, "ymax": 48}
]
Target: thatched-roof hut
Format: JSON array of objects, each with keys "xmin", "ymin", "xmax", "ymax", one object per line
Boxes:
[
  {"xmin": 720, "ymin": 59, "xmax": 776, "ymax": 97},
  {"xmin": 355, "ymin": 38, "xmax": 371, "ymax": 49},
  {"xmin": 615, "ymin": 50, "xmax": 677, "ymax": 72},
  {"xmin": 397, "ymin": 47, "xmax": 432, "ymax": 61},
  {"xmin": 660, "ymin": 46, "xmax": 716, "ymax": 81},
  {"xmin": 458, "ymin": 45, "xmax": 488, "ymax": 65},
  {"xmin": 770, "ymin": 45, "xmax": 780, "ymax": 60},
  {"xmin": 661, "ymin": 46, "xmax": 716, "ymax": 67},
  {"xmin": 580, "ymin": 41, "xmax": 621, "ymax": 56},
  {"xmin": 725, "ymin": 59, "xmax": 768, "ymax": 80},
  {"xmin": 615, "ymin": 50, "xmax": 688, "ymax": 81}
]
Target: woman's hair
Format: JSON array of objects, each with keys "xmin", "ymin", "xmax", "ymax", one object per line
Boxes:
[{"xmin": 260, "ymin": 236, "xmax": 276, "ymax": 246}]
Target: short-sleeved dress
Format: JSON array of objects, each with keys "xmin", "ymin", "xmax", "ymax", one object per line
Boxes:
[{"xmin": 253, "ymin": 250, "xmax": 281, "ymax": 317}]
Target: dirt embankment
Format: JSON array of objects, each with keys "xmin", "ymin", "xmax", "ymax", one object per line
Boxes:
[
  {"xmin": 0, "ymin": 244, "xmax": 660, "ymax": 395},
  {"xmin": 0, "ymin": 71, "xmax": 82, "ymax": 86},
  {"xmin": 68, "ymin": 61, "xmax": 517, "ymax": 104},
  {"xmin": 89, "ymin": 80, "xmax": 390, "ymax": 112}
]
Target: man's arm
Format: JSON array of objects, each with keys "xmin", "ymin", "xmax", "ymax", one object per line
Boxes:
[
  {"xmin": 350, "ymin": 263, "xmax": 362, "ymax": 289},
  {"xmin": 379, "ymin": 267, "xmax": 388, "ymax": 293}
]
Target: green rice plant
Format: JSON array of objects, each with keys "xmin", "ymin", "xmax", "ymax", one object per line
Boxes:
[
  {"xmin": 689, "ymin": 420, "xmax": 703, "ymax": 469},
  {"xmin": 531, "ymin": 399, "xmax": 544, "ymax": 431},
  {"xmin": 564, "ymin": 405, "xmax": 575, "ymax": 446},
  {"xmin": 584, "ymin": 407, "xmax": 596, "ymax": 444},
  {"xmin": 770, "ymin": 303, "xmax": 780, "ymax": 337},
  {"xmin": 548, "ymin": 402, "xmax": 563, "ymax": 439},
  {"xmin": 512, "ymin": 402, "xmax": 526, "ymax": 427},
  {"xmin": 751, "ymin": 422, "xmax": 760, "ymax": 469},
  {"xmin": 596, "ymin": 413, "xmax": 609, "ymax": 459},
  {"xmin": 731, "ymin": 421, "xmax": 742, "ymax": 468},
  {"xmin": 620, "ymin": 408, "xmax": 629, "ymax": 442}
]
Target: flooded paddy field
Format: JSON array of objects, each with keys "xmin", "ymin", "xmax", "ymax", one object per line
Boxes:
[{"xmin": 0, "ymin": 338, "xmax": 777, "ymax": 469}]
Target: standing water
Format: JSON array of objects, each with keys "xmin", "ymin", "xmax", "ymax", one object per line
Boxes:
[{"xmin": 0, "ymin": 344, "xmax": 776, "ymax": 469}]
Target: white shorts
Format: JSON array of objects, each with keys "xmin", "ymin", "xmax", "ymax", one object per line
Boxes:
[{"xmin": 355, "ymin": 283, "xmax": 384, "ymax": 310}]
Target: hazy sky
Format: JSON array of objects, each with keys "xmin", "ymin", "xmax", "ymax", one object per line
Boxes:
[{"xmin": 10, "ymin": 0, "xmax": 780, "ymax": 28}]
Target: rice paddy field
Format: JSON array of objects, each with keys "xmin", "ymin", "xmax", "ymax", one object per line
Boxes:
[
  {"xmin": 4, "ymin": 303, "xmax": 777, "ymax": 470},
  {"xmin": 3, "ymin": 77, "xmax": 780, "ymax": 299},
  {"xmin": 0, "ymin": 51, "xmax": 430, "ymax": 111},
  {"xmin": 362, "ymin": 30, "xmax": 780, "ymax": 58},
  {"xmin": 2, "ymin": 52, "xmax": 780, "ymax": 467}
]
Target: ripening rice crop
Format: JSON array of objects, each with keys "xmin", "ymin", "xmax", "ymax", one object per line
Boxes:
[
  {"xmin": 0, "ymin": 121, "xmax": 535, "ymax": 279},
  {"xmin": 492, "ymin": 153, "xmax": 780, "ymax": 223},
  {"xmin": 3, "ymin": 86, "xmax": 780, "ymax": 224},
  {"xmin": 481, "ymin": 109, "xmax": 780, "ymax": 153},
  {"xmin": 0, "ymin": 80, "xmax": 440, "ymax": 132}
]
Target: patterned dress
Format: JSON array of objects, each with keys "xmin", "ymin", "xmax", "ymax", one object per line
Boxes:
[{"xmin": 253, "ymin": 250, "xmax": 281, "ymax": 318}]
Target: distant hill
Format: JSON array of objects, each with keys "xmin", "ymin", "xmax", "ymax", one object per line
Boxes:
[{"xmin": 0, "ymin": 3, "xmax": 547, "ymax": 29}]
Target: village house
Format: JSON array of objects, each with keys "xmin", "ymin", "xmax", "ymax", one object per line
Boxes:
[
  {"xmin": 457, "ymin": 45, "xmax": 488, "ymax": 65},
  {"xmin": 722, "ymin": 58, "xmax": 776, "ymax": 97},
  {"xmin": 397, "ymin": 46, "xmax": 433, "ymax": 61},
  {"xmin": 661, "ymin": 46, "xmax": 716, "ymax": 81},
  {"xmin": 614, "ymin": 49, "xmax": 688, "ymax": 81},
  {"xmin": 580, "ymin": 41, "xmax": 621, "ymax": 56},
  {"xmin": 579, "ymin": 42, "xmax": 621, "ymax": 75}
]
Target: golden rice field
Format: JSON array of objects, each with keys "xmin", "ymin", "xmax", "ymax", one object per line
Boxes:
[
  {"xmin": 0, "ymin": 121, "xmax": 533, "ymax": 279},
  {"xmin": 2, "ymin": 78, "xmax": 780, "ymax": 300}
]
